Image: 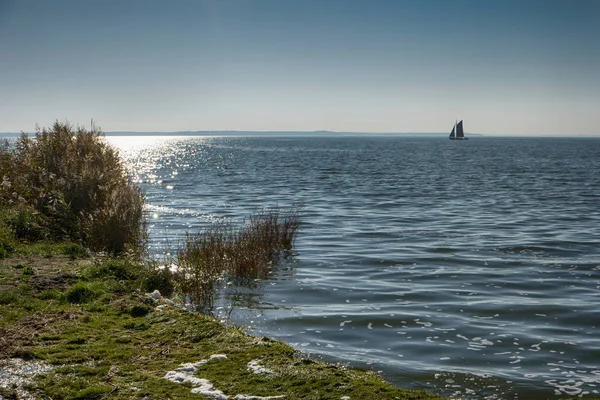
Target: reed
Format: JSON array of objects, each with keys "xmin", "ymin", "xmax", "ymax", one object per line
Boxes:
[
  {"xmin": 175, "ymin": 206, "xmax": 302, "ymax": 312},
  {"xmin": 0, "ymin": 121, "xmax": 147, "ymax": 254},
  {"xmin": 175, "ymin": 224, "xmax": 234, "ymax": 312}
]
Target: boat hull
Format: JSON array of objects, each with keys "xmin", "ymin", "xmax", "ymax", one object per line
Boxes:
[{"xmin": 449, "ymin": 137, "xmax": 469, "ymax": 140}]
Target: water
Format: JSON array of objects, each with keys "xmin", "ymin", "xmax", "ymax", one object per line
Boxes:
[{"xmin": 108, "ymin": 134, "xmax": 600, "ymax": 400}]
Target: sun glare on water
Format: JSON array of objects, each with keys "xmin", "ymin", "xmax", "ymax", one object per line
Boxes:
[{"xmin": 105, "ymin": 135, "xmax": 183, "ymax": 153}]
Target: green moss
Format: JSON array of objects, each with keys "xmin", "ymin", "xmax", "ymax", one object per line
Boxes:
[
  {"xmin": 129, "ymin": 305, "xmax": 151, "ymax": 317},
  {"xmin": 0, "ymin": 387, "xmax": 18, "ymax": 399},
  {"xmin": 7, "ymin": 241, "xmax": 85, "ymax": 259},
  {"xmin": 64, "ymin": 283, "xmax": 100, "ymax": 304},
  {"xmin": 0, "ymin": 292, "xmax": 17, "ymax": 305},
  {"xmin": 1, "ymin": 248, "xmax": 446, "ymax": 400},
  {"xmin": 83, "ymin": 258, "xmax": 137, "ymax": 281},
  {"xmin": 38, "ymin": 289, "xmax": 63, "ymax": 300},
  {"xmin": 139, "ymin": 265, "xmax": 174, "ymax": 297},
  {"xmin": 22, "ymin": 265, "xmax": 35, "ymax": 275},
  {"xmin": 74, "ymin": 385, "xmax": 114, "ymax": 399},
  {"xmin": 60, "ymin": 243, "xmax": 88, "ymax": 258},
  {"xmin": 0, "ymin": 242, "xmax": 14, "ymax": 260}
]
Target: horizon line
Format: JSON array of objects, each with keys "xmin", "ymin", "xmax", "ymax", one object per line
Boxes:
[{"xmin": 0, "ymin": 130, "xmax": 598, "ymax": 138}]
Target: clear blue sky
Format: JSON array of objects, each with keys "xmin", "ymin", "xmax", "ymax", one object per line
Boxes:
[{"xmin": 1, "ymin": 0, "xmax": 598, "ymax": 135}]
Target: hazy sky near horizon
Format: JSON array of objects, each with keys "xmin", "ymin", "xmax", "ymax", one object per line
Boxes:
[{"xmin": 1, "ymin": 0, "xmax": 599, "ymax": 135}]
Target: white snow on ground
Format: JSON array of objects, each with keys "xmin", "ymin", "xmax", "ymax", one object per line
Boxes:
[
  {"xmin": 0, "ymin": 358, "xmax": 54, "ymax": 399},
  {"xmin": 177, "ymin": 354, "xmax": 228, "ymax": 373},
  {"xmin": 247, "ymin": 359, "xmax": 274, "ymax": 375},
  {"xmin": 146, "ymin": 289, "xmax": 161, "ymax": 301},
  {"xmin": 164, "ymin": 355, "xmax": 229, "ymax": 399},
  {"xmin": 164, "ymin": 370, "xmax": 228, "ymax": 399},
  {"xmin": 163, "ymin": 354, "xmax": 285, "ymax": 399}
]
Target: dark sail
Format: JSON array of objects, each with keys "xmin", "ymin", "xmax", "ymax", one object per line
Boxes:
[
  {"xmin": 456, "ymin": 120, "xmax": 464, "ymax": 138},
  {"xmin": 449, "ymin": 119, "xmax": 468, "ymax": 140}
]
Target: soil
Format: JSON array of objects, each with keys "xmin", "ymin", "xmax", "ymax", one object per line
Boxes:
[
  {"xmin": 0, "ymin": 311, "xmax": 80, "ymax": 360},
  {"xmin": 29, "ymin": 272, "xmax": 78, "ymax": 293}
]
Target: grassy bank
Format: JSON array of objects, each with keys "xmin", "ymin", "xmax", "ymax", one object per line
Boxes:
[{"xmin": 0, "ymin": 243, "xmax": 445, "ymax": 399}]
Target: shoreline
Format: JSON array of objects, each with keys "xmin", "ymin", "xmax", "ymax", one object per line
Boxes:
[{"xmin": 0, "ymin": 245, "xmax": 447, "ymax": 399}]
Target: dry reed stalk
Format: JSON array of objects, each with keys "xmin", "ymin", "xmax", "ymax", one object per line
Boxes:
[{"xmin": 175, "ymin": 206, "xmax": 302, "ymax": 312}]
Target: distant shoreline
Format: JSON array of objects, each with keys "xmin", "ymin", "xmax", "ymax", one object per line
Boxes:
[
  {"xmin": 0, "ymin": 131, "xmax": 466, "ymax": 137},
  {"xmin": 2, "ymin": 131, "xmax": 598, "ymax": 138}
]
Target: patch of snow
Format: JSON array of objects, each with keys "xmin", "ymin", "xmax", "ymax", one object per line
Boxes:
[
  {"xmin": 166, "ymin": 263, "xmax": 179, "ymax": 273},
  {"xmin": 0, "ymin": 358, "xmax": 54, "ymax": 400},
  {"xmin": 164, "ymin": 298, "xmax": 175, "ymax": 306},
  {"xmin": 146, "ymin": 289, "xmax": 161, "ymax": 301},
  {"xmin": 176, "ymin": 355, "xmax": 227, "ymax": 373},
  {"xmin": 164, "ymin": 370, "xmax": 226, "ymax": 398},
  {"xmin": 247, "ymin": 359, "xmax": 274, "ymax": 375},
  {"xmin": 164, "ymin": 355, "xmax": 284, "ymax": 399},
  {"xmin": 164, "ymin": 355, "xmax": 228, "ymax": 399}
]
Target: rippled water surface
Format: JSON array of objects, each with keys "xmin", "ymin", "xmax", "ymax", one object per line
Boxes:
[{"xmin": 109, "ymin": 135, "xmax": 600, "ymax": 400}]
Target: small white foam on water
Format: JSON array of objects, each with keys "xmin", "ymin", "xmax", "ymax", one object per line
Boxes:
[
  {"xmin": 415, "ymin": 318, "xmax": 433, "ymax": 327},
  {"xmin": 529, "ymin": 343, "xmax": 542, "ymax": 352}
]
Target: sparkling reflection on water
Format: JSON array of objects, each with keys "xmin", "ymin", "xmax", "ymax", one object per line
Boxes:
[{"xmin": 108, "ymin": 135, "xmax": 600, "ymax": 400}]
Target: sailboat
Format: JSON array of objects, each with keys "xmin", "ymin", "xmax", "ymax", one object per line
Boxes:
[{"xmin": 449, "ymin": 120, "xmax": 469, "ymax": 140}]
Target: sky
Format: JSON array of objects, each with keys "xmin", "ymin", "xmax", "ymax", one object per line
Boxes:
[{"xmin": 1, "ymin": 0, "xmax": 599, "ymax": 135}]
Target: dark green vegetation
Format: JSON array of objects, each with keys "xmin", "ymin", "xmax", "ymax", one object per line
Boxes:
[
  {"xmin": 0, "ymin": 121, "xmax": 146, "ymax": 255},
  {"xmin": 0, "ymin": 245, "xmax": 446, "ymax": 399},
  {"xmin": 0, "ymin": 122, "xmax": 447, "ymax": 399}
]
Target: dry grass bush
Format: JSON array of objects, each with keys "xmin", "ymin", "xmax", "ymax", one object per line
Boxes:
[
  {"xmin": 176, "ymin": 206, "xmax": 302, "ymax": 312},
  {"xmin": 0, "ymin": 121, "xmax": 146, "ymax": 254},
  {"xmin": 176, "ymin": 226, "xmax": 233, "ymax": 312},
  {"xmin": 0, "ymin": 213, "xmax": 15, "ymax": 259}
]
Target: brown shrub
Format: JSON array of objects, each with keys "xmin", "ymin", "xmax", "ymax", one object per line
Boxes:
[{"xmin": 0, "ymin": 121, "xmax": 146, "ymax": 254}]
